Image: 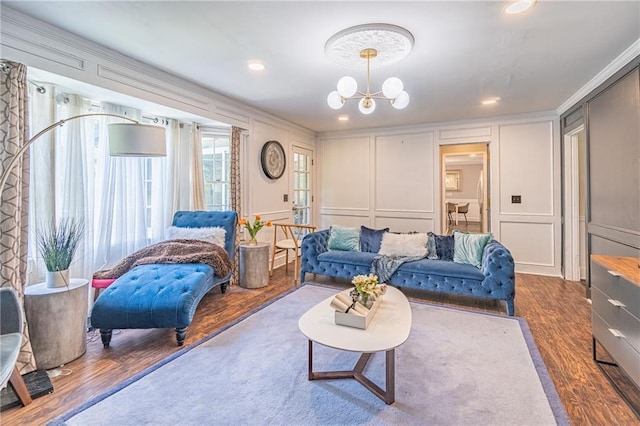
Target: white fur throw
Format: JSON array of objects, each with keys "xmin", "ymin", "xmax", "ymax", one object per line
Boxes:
[
  {"xmin": 166, "ymin": 226, "xmax": 226, "ymax": 248},
  {"xmin": 378, "ymin": 232, "xmax": 428, "ymax": 257}
]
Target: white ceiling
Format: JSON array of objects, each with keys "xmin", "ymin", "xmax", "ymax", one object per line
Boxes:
[{"xmin": 4, "ymin": 1, "xmax": 640, "ymax": 133}]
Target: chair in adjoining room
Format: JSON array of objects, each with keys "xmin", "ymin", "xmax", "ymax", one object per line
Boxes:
[
  {"xmin": 446, "ymin": 202, "xmax": 457, "ymax": 225},
  {"xmin": 270, "ymin": 222, "xmax": 316, "ymax": 283},
  {"xmin": 0, "ymin": 287, "xmax": 32, "ymax": 407},
  {"xmin": 457, "ymin": 203, "xmax": 470, "ymax": 225}
]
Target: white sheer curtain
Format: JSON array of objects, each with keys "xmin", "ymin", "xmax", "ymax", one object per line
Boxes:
[
  {"xmin": 172, "ymin": 122, "xmax": 205, "ymax": 212},
  {"xmin": 27, "ymin": 90, "xmax": 94, "ymax": 284},
  {"xmin": 93, "ymin": 104, "xmax": 148, "ymax": 270}
]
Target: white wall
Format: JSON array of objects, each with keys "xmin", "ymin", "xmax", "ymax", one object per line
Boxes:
[{"xmin": 318, "ymin": 115, "xmax": 562, "ymax": 276}]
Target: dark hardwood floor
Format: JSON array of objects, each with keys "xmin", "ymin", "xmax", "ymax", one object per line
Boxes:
[{"xmin": 2, "ymin": 267, "xmax": 639, "ymax": 425}]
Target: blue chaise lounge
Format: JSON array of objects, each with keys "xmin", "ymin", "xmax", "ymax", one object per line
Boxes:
[{"xmin": 91, "ymin": 210, "xmax": 237, "ymax": 347}]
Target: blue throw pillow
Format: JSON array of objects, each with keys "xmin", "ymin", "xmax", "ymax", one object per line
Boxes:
[
  {"xmin": 453, "ymin": 231, "xmax": 493, "ymax": 268},
  {"xmin": 434, "ymin": 234, "xmax": 454, "ymax": 261},
  {"xmin": 328, "ymin": 225, "xmax": 361, "ymax": 251},
  {"xmin": 360, "ymin": 226, "xmax": 389, "ymax": 253}
]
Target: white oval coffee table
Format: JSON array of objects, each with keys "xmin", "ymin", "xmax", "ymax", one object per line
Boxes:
[{"xmin": 298, "ymin": 286, "xmax": 412, "ymax": 404}]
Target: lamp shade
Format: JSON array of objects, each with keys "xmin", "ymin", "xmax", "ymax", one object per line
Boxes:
[
  {"xmin": 108, "ymin": 123, "xmax": 166, "ymax": 157},
  {"xmin": 327, "ymin": 91, "xmax": 344, "ymax": 110},
  {"xmin": 382, "ymin": 77, "xmax": 404, "ymax": 99},
  {"xmin": 358, "ymin": 97, "xmax": 376, "ymax": 114},
  {"xmin": 391, "ymin": 91, "xmax": 410, "ymax": 110},
  {"xmin": 337, "ymin": 76, "xmax": 358, "ymax": 98}
]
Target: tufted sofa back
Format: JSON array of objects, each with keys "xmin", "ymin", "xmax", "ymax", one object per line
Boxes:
[{"xmin": 172, "ymin": 210, "xmax": 238, "ymax": 261}]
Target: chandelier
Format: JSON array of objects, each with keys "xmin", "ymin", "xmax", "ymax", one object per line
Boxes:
[{"xmin": 325, "ymin": 24, "xmax": 414, "ymax": 115}]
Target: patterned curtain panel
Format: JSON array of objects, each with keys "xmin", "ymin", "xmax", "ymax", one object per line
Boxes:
[
  {"xmin": 230, "ymin": 126, "xmax": 242, "ymax": 286},
  {"xmin": 0, "ymin": 60, "xmax": 36, "ymax": 373}
]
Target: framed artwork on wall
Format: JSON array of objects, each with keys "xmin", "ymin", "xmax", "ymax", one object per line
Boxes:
[{"xmin": 445, "ymin": 170, "xmax": 461, "ymax": 191}]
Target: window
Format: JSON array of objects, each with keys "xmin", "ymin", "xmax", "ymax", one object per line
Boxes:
[{"xmin": 201, "ymin": 129, "xmax": 231, "ymax": 211}]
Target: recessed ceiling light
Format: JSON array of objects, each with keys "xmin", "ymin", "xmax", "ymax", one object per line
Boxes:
[
  {"xmin": 482, "ymin": 97, "xmax": 501, "ymax": 105},
  {"xmin": 338, "ymin": 115, "xmax": 350, "ymax": 121},
  {"xmin": 247, "ymin": 61, "xmax": 266, "ymax": 71},
  {"xmin": 504, "ymin": 0, "xmax": 536, "ymax": 15}
]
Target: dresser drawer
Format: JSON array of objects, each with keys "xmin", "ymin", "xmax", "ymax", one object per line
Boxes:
[
  {"xmin": 592, "ymin": 286, "xmax": 640, "ymax": 352},
  {"xmin": 591, "ymin": 261, "xmax": 640, "ymax": 317},
  {"xmin": 593, "ymin": 312, "xmax": 640, "ymax": 388}
]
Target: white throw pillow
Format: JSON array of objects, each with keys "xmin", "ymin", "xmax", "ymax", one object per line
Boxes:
[
  {"xmin": 165, "ymin": 226, "xmax": 226, "ymax": 248},
  {"xmin": 378, "ymin": 232, "xmax": 428, "ymax": 257}
]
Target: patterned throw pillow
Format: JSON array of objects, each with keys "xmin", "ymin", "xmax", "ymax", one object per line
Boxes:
[
  {"xmin": 328, "ymin": 225, "xmax": 361, "ymax": 251},
  {"xmin": 426, "ymin": 232, "xmax": 438, "ymax": 259},
  {"xmin": 453, "ymin": 231, "xmax": 493, "ymax": 268},
  {"xmin": 360, "ymin": 226, "xmax": 389, "ymax": 253}
]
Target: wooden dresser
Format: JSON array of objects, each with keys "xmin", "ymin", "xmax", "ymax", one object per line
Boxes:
[{"xmin": 591, "ymin": 255, "xmax": 640, "ymax": 392}]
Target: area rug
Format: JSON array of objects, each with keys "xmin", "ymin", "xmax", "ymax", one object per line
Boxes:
[{"xmin": 53, "ymin": 284, "xmax": 569, "ymax": 425}]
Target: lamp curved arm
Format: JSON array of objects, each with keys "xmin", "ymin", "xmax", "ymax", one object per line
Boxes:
[{"xmin": 0, "ymin": 113, "xmax": 139, "ymax": 196}]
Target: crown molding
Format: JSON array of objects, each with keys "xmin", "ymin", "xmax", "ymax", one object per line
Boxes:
[{"xmin": 556, "ymin": 39, "xmax": 640, "ymax": 115}]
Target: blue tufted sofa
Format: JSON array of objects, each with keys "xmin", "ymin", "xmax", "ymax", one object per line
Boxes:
[
  {"xmin": 300, "ymin": 229, "xmax": 516, "ymax": 315},
  {"xmin": 91, "ymin": 210, "xmax": 238, "ymax": 347}
]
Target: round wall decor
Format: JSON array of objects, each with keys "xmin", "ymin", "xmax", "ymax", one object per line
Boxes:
[{"xmin": 261, "ymin": 140, "xmax": 286, "ymax": 179}]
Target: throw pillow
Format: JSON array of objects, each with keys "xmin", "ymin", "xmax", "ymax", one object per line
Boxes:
[
  {"xmin": 378, "ymin": 232, "xmax": 428, "ymax": 257},
  {"xmin": 328, "ymin": 225, "xmax": 361, "ymax": 251},
  {"xmin": 360, "ymin": 226, "xmax": 389, "ymax": 253},
  {"xmin": 434, "ymin": 234, "xmax": 455, "ymax": 261},
  {"xmin": 166, "ymin": 226, "xmax": 226, "ymax": 248},
  {"xmin": 426, "ymin": 232, "xmax": 438, "ymax": 259},
  {"xmin": 453, "ymin": 231, "xmax": 493, "ymax": 268}
]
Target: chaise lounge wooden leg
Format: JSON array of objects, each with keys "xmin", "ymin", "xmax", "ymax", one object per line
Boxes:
[
  {"xmin": 176, "ymin": 327, "xmax": 187, "ymax": 346},
  {"xmin": 100, "ymin": 329, "xmax": 113, "ymax": 348},
  {"xmin": 220, "ymin": 282, "xmax": 228, "ymax": 293},
  {"xmin": 9, "ymin": 365, "xmax": 32, "ymax": 406}
]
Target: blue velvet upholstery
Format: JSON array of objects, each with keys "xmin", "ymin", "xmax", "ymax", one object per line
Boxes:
[
  {"xmin": 91, "ymin": 210, "xmax": 238, "ymax": 347},
  {"xmin": 300, "ymin": 229, "xmax": 516, "ymax": 316},
  {"xmin": 360, "ymin": 226, "xmax": 389, "ymax": 253}
]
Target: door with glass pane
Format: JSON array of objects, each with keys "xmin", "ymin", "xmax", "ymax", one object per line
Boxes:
[{"xmin": 292, "ymin": 146, "xmax": 313, "ymax": 226}]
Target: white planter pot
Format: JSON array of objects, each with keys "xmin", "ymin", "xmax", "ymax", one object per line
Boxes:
[{"xmin": 46, "ymin": 269, "xmax": 70, "ymax": 288}]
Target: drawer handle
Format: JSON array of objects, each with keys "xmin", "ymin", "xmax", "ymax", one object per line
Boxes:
[
  {"xmin": 607, "ymin": 299, "xmax": 626, "ymax": 308},
  {"xmin": 608, "ymin": 328, "xmax": 624, "ymax": 338},
  {"xmin": 607, "ymin": 270, "xmax": 621, "ymax": 277}
]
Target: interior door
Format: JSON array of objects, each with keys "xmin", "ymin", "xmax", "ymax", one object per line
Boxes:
[{"xmin": 291, "ymin": 146, "xmax": 313, "ymax": 226}]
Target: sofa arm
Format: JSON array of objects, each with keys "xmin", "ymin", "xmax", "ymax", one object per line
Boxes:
[
  {"xmin": 300, "ymin": 229, "xmax": 330, "ymax": 282},
  {"xmin": 481, "ymin": 240, "xmax": 516, "ymax": 315}
]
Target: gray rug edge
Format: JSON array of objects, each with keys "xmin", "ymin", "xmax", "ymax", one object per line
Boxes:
[{"xmin": 50, "ymin": 283, "xmax": 570, "ymax": 426}]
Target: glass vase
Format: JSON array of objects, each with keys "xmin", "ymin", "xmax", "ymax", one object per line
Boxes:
[{"xmin": 248, "ymin": 236, "xmax": 258, "ymax": 245}]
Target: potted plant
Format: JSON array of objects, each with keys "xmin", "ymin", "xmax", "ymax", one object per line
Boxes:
[
  {"xmin": 36, "ymin": 217, "xmax": 84, "ymax": 288},
  {"xmin": 238, "ymin": 214, "xmax": 272, "ymax": 245}
]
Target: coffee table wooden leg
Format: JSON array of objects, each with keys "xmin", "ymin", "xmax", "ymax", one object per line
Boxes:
[{"xmin": 307, "ymin": 340, "xmax": 396, "ymax": 405}]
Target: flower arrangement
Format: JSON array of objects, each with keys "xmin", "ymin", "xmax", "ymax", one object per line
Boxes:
[
  {"xmin": 239, "ymin": 214, "xmax": 272, "ymax": 244},
  {"xmin": 351, "ymin": 273, "xmax": 380, "ymax": 305}
]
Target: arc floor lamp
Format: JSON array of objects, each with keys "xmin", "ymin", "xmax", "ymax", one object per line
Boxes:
[{"xmin": 0, "ymin": 113, "xmax": 166, "ymax": 194}]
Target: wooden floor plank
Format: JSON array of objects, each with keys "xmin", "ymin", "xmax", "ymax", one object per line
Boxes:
[{"xmin": 1, "ymin": 268, "xmax": 639, "ymax": 425}]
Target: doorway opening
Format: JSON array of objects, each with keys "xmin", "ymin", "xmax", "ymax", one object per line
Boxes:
[
  {"xmin": 562, "ymin": 125, "xmax": 587, "ymax": 282},
  {"xmin": 440, "ymin": 143, "xmax": 489, "ymax": 235}
]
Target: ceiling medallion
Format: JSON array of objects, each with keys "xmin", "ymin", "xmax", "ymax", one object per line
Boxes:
[{"xmin": 325, "ymin": 23, "xmax": 415, "ymax": 70}]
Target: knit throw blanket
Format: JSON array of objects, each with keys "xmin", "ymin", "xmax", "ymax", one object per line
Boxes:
[
  {"xmin": 94, "ymin": 239, "xmax": 232, "ymax": 280},
  {"xmin": 371, "ymin": 254, "xmax": 426, "ymax": 283}
]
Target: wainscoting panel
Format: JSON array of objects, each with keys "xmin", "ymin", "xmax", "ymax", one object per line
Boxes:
[
  {"xmin": 375, "ymin": 132, "xmax": 434, "ymax": 212},
  {"xmin": 499, "ymin": 221, "xmax": 556, "ymax": 273},
  {"xmin": 498, "ymin": 121, "xmax": 554, "ymax": 216},
  {"xmin": 319, "ymin": 137, "xmax": 370, "ymax": 211}
]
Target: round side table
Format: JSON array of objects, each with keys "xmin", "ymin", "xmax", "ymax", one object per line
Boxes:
[
  {"xmin": 239, "ymin": 243, "xmax": 270, "ymax": 289},
  {"xmin": 24, "ymin": 278, "xmax": 89, "ymax": 369}
]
